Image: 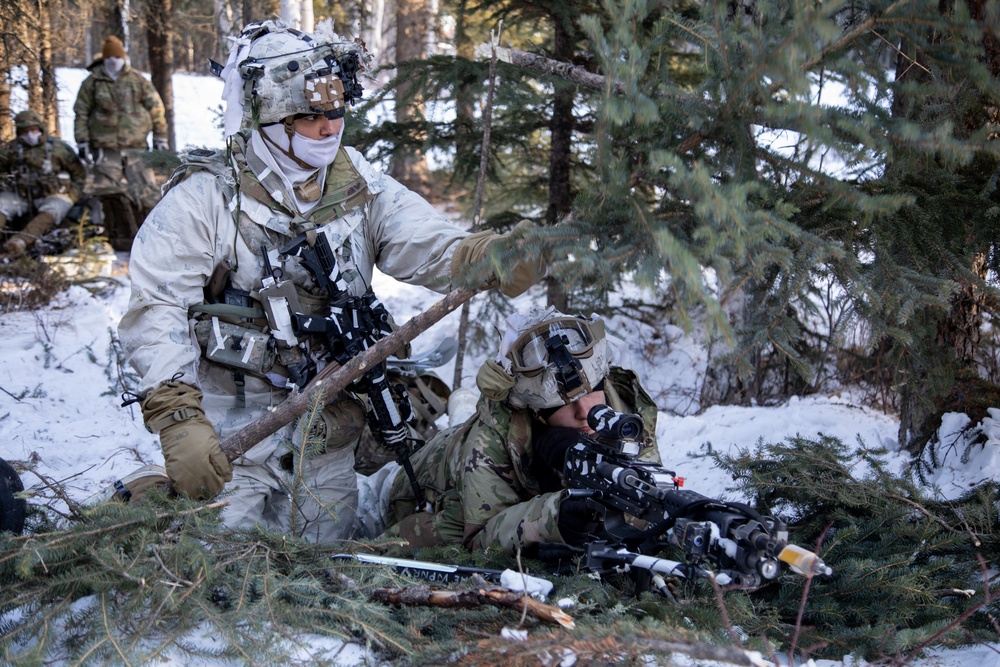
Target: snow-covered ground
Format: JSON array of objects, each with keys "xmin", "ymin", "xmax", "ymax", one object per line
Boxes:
[{"xmin": 2, "ymin": 67, "xmax": 998, "ymax": 667}]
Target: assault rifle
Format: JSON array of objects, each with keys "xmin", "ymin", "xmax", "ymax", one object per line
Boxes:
[
  {"xmin": 266, "ymin": 231, "xmax": 428, "ymax": 510},
  {"xmin": 557, "ymin": 405, "xmax": 832, "ymax": 591}
]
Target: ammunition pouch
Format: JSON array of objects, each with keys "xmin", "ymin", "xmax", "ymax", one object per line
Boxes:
[{"xmin": 193, "ymin": 318, "xmax": 276, "ymax": 377}]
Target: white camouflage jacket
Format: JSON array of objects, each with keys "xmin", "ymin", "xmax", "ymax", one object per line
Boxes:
[{"xmin": 119, "ymin": 143, "xmax": 468, "ymax": 408}]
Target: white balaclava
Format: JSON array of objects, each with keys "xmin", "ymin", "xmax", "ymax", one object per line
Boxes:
[
  {"xmin": 251, "ymin": 121, "xmax": 344, "ymax": 214},
  {"xmin": 218, "ymin": 19, "xmax": 368, "ymax": 214},
  {"xmin": 104, "ymin": 57, "xmax": 125, "ymax": 79}
]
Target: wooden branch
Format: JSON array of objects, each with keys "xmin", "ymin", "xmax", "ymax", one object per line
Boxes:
[
  {"xmin": 478, "ymin": 43, "xmax": 626, "ymax": 96},
  {"xmin": 372, "ymin": 585, "xmax": 575, "ymax": 629},
  {"xmin": 219, "ymin": 287, "xmax": 478, "ymax": 461},
  {"xmin": 476, "ymin": 44, "xmax": 704, "ymax": 152}
]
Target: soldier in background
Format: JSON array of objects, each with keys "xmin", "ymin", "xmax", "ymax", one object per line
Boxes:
[
  {"xmin": 73, "ymin": 35, "xmax": 167, "ymax": 244},
  {"xmin": 374, "ymin": 307, "xmax": 663, "ymax": 553},
  {"xmin": 0, "ymin": 110, "xmax": 86, "ymax": 257}
]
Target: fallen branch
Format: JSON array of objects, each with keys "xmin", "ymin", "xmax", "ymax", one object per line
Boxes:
[
  {"xmin": 219, "ymin": 287, "xmax": 477, "ymax": 460},
  {"xmin": 371, "ymin": 585, "xmax": 575, "ymax": 629}
]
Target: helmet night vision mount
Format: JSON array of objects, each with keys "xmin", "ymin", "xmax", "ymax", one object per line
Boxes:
[{"xmin": 213, "ymin": 20, "xmax": 370, "ymax": 129}]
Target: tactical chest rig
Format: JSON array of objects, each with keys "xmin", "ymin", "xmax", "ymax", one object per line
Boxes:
[
  {"xmin": 9, "ymin": 139, "xmax": 59, "ymax": 204},
  {"xmin": 169, "ymin": 135, "xmax": 430, "ymax": 509}
]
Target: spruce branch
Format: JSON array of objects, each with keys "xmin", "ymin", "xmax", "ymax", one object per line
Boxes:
[
  {"xmin": 887, "ymin": 492, "xmax": 982, "ymax": 545},
  {"xmin": 455, "ymin": 632, "xmax": 774, "ymax": 666},
  {"xmin": 788, "ymin": 522, "xmax": 832, "ymax": 663},
  {"xmin": 709, "ymin": 573, "xmax": 745, "ymax": 647},
  {"xmin": 897, "ymin": 559, "xmax": 1000, "ymax": 666},
  {"xmin": 476, "ymin": 43, "xmax": 626, "ymax": 96},
  {"xmin": 150, "ymin": 544, "xmax": 195, "ymax": 587},
  {"xmin": 0, "ymin": 501, "xmax": 228, "ymax": 567}
]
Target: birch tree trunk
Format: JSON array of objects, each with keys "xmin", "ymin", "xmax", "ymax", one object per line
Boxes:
[
  {"xmin": 278, "ymin": 0, "xmax": 313, "ymax": 31},
  {"xmin": 215, "ymin": 0, "xmax": 233, "ymax": 62},
  {"xmin": 300, "ymin": 0, "xmax": 313, "ymax": 33},
  {"xmin": 368, "ymin": 0, "xmax": 389, "ymax": 72}
]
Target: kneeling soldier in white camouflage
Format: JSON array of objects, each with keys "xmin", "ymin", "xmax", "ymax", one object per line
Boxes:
[{"xmin": 116, "ymin": 19, "xmax": 542, "ymax": 543}]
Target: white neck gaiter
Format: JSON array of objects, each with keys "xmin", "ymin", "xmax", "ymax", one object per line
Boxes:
[
  {"xmin": 252, "ymin": 123, "xmax": 344, "ymax": 215},
  {"xmin": 22, "ymin": 131, "xmax": 43, "ymax": 147},
  {"xmin": 104, "ymin": 57, "xmax": 125, "ymax": 80}
]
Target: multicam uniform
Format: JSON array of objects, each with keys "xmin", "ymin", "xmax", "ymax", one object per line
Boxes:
[
  {"xmin": 73, "ymin": 60, "xmax": 167, "ymax": 206},
  {"xmin": 118, "ymin": 132, "xmax": 470, "ymax": 543},
  {"xmin": 0, "ymin": 132, "xmax": 86, "ymax": 228},
  {"xmin": 383, "ymin": 367, "xmax": 662, "ymax": 552}
]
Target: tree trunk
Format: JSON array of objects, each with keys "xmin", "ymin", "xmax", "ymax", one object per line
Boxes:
[
  {"xmin": 215, "ymin": 0, "xmax": 233, "ymax": 62},
  {"xmin": 452, "ymin": 0, "xmax": 476, "ymax": 170},
  {"xmin": 279, "ymin": 0, "xmax": 312, "ymax": 31},
  {"xmin": 112, "ymin": 0, "xmax": 127, "ymax": 43},
  {"xmin": 280, "ymin": 0, "xmax": 301, "ymax": 29},
  {"xmin": 35, "ymin": 0, "xmax": 58, "ymax": 136},
  {"xmin": 895, "ymin": 0, "xmax": 1000, "ymax": 451},
  {"xmin": 300, "ymin": 0, "xmax": 313, "ymax": 33},
  {"xmin": 390, "ymin": 0, "xmax": 431, "ymax": 195},
  {"xmin": 545, "ymin": 17, "xmax": 574, "ymax": 312},
  {"xmin": 146, "ymin": 0, "xmax": 175, "ymax": 149},
  {"xmin": 369, "ymin": 0, "xmax": 389, "ymax": 72},
  {"xmin": 0, "ymin": 36, "xmax": 12, "ymax": 142},
  {"xmin": 26, "ymin": 57, "xmax": 42, "ymax": 112},
  {"xmin": 82, "ymin": 1, "xmax": 93, "ymax": 64}
]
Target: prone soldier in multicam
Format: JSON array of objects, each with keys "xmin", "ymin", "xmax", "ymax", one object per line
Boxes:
[
  {"xmin": 73, "ymin": 36, "xmax": 167, "ymax": 210},
  {"xmin": 378, "ymin": 307, "xmax": 663, "ymax": 553},
  {"xmin": 0, "ymin": 110, "xmax": 86, "ymax": 257}
]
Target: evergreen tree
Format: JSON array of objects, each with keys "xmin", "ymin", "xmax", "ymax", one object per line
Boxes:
[{"xmin": 537, "ymin": 0, "xmax": 1000, "ymax": 418}]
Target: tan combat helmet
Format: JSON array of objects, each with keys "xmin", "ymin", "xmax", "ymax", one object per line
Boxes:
[
  {"xmin": 233, "ymin": 20, "xmax": 370, "ymax": 130},
  {"xmin": 500, "ymin": 307, "xmax": 611, "ymax": 412},
  {"xmin": 13, "ymin": 110, "xmax": 45, "ymax": 132}
]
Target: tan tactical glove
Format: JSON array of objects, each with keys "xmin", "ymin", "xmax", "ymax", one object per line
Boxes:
[
  {"xmin": 451, "ymin": 220, "xmax": 545, "ymax": 297},
  {"xmin": 141, "ymin": 381, "xmax": 233, "ymax": 500}
]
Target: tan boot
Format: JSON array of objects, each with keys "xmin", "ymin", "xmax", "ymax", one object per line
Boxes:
[
  {"xmin": 83, "ymin": 464, "xmax": 172, "ymax": 505},
  {"xmin": 4, "ymin": 211, "xmax": 55, "ymax": 256}
]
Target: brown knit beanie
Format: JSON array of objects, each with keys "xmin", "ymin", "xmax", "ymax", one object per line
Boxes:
[{"xmin": 102, "ymin": 36, "xmax": 125, "ymax": 59}]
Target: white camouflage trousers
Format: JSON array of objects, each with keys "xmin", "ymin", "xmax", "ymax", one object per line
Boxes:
[
  {"xmin": 200, "ymin": 368, "xmax": 398, "ymax": 544},
  {"xmin": 0, "ymin": 191, "xmax": 74, "ymax": 224}
]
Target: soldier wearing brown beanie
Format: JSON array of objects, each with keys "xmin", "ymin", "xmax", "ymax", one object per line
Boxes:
[{"xmin": 72, "ymin": 34, "xmax": 168, "ymax": 236}]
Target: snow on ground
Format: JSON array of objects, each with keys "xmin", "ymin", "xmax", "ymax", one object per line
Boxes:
[{"xmin": 1, "ymin": 67, "xmax": 997, "ymax": 666}]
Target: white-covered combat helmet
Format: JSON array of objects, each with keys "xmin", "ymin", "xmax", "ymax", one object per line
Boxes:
[
  {"xmin": 218, "ymin": 19, "xmax": 370, "ymax": 137},
  {"xmin": 493, "ymin": 307, "xmax": 611, "ymax": 412}
]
